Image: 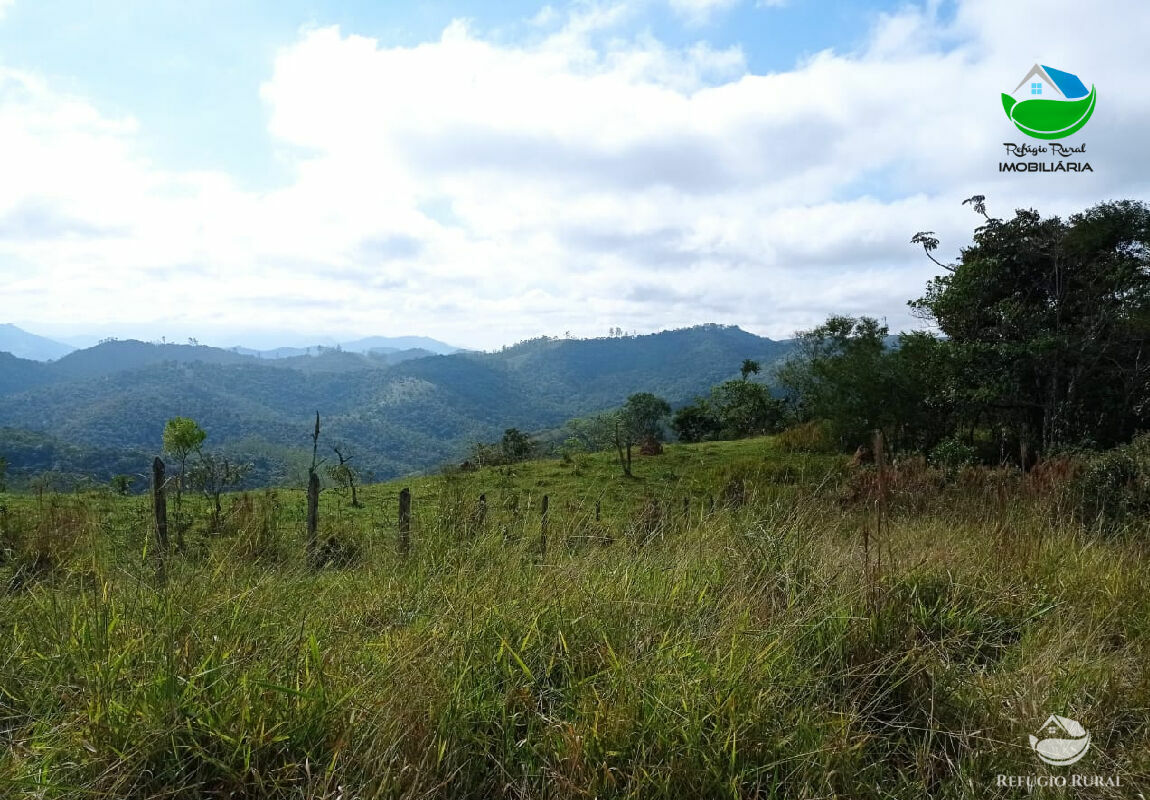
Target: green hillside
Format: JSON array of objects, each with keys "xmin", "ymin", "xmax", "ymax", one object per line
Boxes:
[
  {"xmin": 0, "ymin": 325, "xmax": 794, "ymax": 484},
  {"xmin": 0, "ymin": 353, "xmax": 49, "ymax": 396}
]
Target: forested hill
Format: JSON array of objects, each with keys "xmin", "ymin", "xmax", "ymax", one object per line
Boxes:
[{"xmin": 0, "ymin": 325, "xmax": 794, "ymax": 486}]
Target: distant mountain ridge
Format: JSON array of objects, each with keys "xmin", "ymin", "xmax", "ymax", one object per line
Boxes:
[
  {"xmin": 0, "ymin": 324, "xmax": 459, "ymax": 362},
  {"xmin": 0, "ymin": 325, "xmax": 795, "ymax": 486},
  {"xmin": 232, "ymin": 335, "xmax": 458, "ymax": 359},
  {"xmin": 0, "ymin": 324, "xmax": 75, "ymax": 361}
]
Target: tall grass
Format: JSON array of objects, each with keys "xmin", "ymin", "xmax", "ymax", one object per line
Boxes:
[{"xmin": 0, "ymin": 439, "xmax": 1148, "ymax": 798}]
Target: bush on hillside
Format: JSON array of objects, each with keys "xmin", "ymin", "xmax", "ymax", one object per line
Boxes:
[
  {"xmin": 1070, "ymin": 433, "xmax": 1150, "ymax": 529},
  {"xmin": 775, "ymin": 420, "xmax": 836, "ymax": 453},
  {"xmin": 927, "ymin": 438, "xmax": 977, "ymax": 476}
]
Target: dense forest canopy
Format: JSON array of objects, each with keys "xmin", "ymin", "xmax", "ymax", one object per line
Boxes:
[{"xmin": 778, "ymin": 199, "xmax": 1150, "ymax": 459}]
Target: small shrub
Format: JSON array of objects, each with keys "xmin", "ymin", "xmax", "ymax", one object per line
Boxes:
[
  {"xmin": 840, "ymin": 457, "xmax": 946, "ymax": 512},
  {"xmin": 311, "ymin": 535, "xmax": 362, "ymax": 569},
  {"xmin": 928, "ymin": 437, "xmax": 977, "ymax": 475},
  {"xmin": 223, "ymin": 490, "xmax": 287, "ymax": 563},
  {"xmin": 776, "ymin": 420, "xmax": 836, "ymax": 453},
  {"xmin": 1071, "ymin": 436, "xmax": 1150, "ymax": 529},
  {"xmin": 629, "ymin": 496, "xmax": 666, "ymax": 543},
  {"xmin": 3, "ymin": 497, "xmax": 89, "ymax": 591},
  {"xmin": 721, "ymin": 474, "xmax": 749, "ymax": 508}
]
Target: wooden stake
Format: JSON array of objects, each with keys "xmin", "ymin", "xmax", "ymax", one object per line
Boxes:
[
  {"xmin": 871, "ymin": 429, "xmax": 887, "ymax": 607},
  {"xmin": 398, "ymin": 488, "xmax": 411, "ymax": 555},
  {"xmin": 540, "ymin": 494, "xmax": 549, "ymax": 560},
  {"xmin": 152, "ymin": 457, "xmax": 168, "ymax": 553},
  {"xmin": 306, "ymin": 470, "xmax": 320, "ymax": 562}
]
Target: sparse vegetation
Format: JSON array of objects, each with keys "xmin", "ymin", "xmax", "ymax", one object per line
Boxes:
[{"xmin": 1, "ymin": 437, "xmax": 1147, "ymax": 798}]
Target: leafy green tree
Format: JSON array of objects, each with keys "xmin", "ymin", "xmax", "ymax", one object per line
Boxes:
[
  {"xmin": 467, "ymin": 441, "xmax": 503, "ymax": 467},
  {"xmin": 556, "ymin": 414, "xmax": 617, "ymax": 463},
  {"xmin": 500, "ymin": 428, "xmax": 535, "ymax": 463},
  {"xmin": 468, "ymin": 429, "xmax": 537, "ymax": 467},
  {"xmin": 776, "ymin": 316, "xmax": 899, "ymax": 449},
  {"xmin": 911, "ymin": 200, "xmax": 1150, "ymax": 453},
  {"xmin": 623, "ymin": 393, "xmax": 671, "ymax": 441},
  {"xmin": 612, "ymin": 393, "xmax": 671, "ymax": 476},
  {"xmin": 110, "ymin": 474, "xmax": 135, "ymax": 496},
  {"xmin": 672, "ymin": 401, "xmax": 721, "ymax": 443},
  {"xmin": 0, "ymin": 456, "xmax": 7, "ymax": 493},
  {"xmin": 188, "ymin": 452, "xmax": 251, "ymax": 529},
  {"xmin": 162, "ymin": 417, "xmax": 206, "ymax": 505},
  {"xmin": 163, "ymin": 417, "xmax": 206, "ymax": 548},
  {"xmin": 709, "ymin": 380, "xmax": 785, "ymax": 438},
  {"xmin": 740, "ymin": 359, "xmax": 761, "ymax": 380},
  {"xmin": 885, "ymin": 331, "xmax": 955, "ymax": 452}
]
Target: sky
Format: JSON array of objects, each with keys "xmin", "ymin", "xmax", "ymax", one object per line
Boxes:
[{"xmin": 0, "ymin": 0, "xmax": 1147, "ymax": 350}]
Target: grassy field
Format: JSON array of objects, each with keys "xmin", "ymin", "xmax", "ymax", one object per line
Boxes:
[{"xmin": 1, "ymin": 438, "xmax": 1148, "ymax": 798}]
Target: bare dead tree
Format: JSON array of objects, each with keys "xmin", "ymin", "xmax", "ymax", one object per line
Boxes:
[{"xmin": 328, "ymin": 445, "xmax": 362, "ymax": 508}]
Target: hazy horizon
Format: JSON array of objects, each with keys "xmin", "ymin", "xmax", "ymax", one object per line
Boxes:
[
  {"xmin": 5, "ymin": 321, "xmax": 464, "ymax": 353},
  {"xmin": 5, "ymin": 318, "xmax": 794, "ymax": 356}
]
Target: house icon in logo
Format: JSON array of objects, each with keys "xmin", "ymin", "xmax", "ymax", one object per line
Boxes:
[
  {"xmin": 1009, "ymin": 64, "xmax": 1090, "ymax": 103},
  {"xmin": 1029, "ymin": 714, "xmax": 1091, "ymax": 766}
]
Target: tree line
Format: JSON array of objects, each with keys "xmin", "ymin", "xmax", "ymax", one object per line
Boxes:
[
  {"xmin": 473, "ymin": 198, "xmax": 1150, "ymax": 470},
  {"xmin": 778, "ymin": 198, "xmax": 1150, "ymax": 462}
]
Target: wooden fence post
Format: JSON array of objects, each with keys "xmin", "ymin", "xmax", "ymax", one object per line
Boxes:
[
  {"xmin": 871, "ymin": 429, "xmax": 887, "ymax": 605},
  {"xmin": 306, "ymin": 469, "xmax": 320, "ymax": 562},
  {"xmin": 540, "ymin": 494, "xmax": 549, "ymax": 560},
  {"xmin": 476, "ymin": 493, "xmax": 487, "ymax": 534},
  {"xmin": 152, "ymin": 457, "xmax": 168, "ymax": 554},
  {"xmin": 873, "ymin": 429, "xmax": 887, "ymax": 524},
  {"xmin": 399, "ymin": 488, "xmax": 411, "ymax": 555}
]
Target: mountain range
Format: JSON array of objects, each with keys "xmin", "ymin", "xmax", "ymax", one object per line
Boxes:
[
  {"xmin": 230, "ymin": 335, "xmax": 459, "ymax": 359},
  {"xmin": 0, "ymin": 323, "xmax": 76, "ymax": 361},
  {"xmin": 0, "ymin": 324, "xmax": 459, "ymax": 362},
  {"xmin": 0, "ymin": 325, "xmax": 795, "ymax": 488}
]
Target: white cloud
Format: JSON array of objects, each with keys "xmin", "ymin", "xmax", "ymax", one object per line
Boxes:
[
  {"xmin": 0, "ymin": 0, "xmax": 13, "ymax": 21},
  {"xmin": 1, "ymin": 0, "xmax": 1149, "ymax": 349},
  {"xmin": 667, "ymin": 0, "xmax": 740, "ymax": 25}
]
